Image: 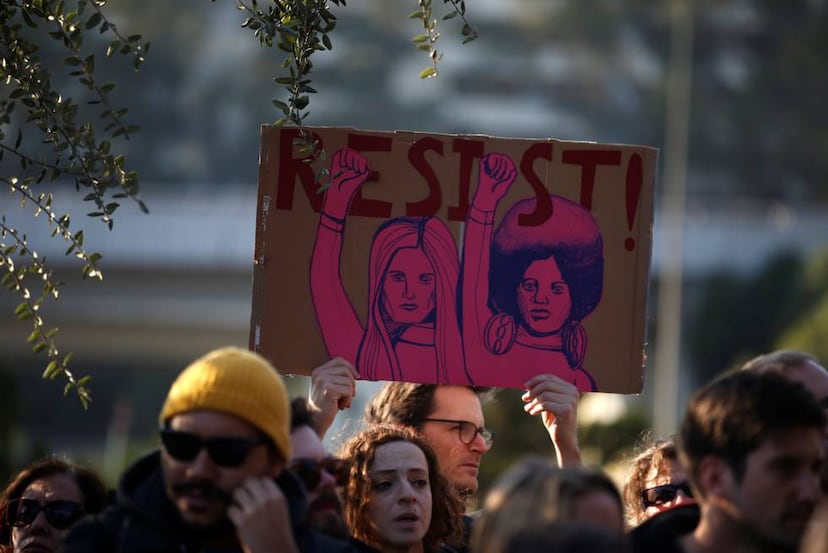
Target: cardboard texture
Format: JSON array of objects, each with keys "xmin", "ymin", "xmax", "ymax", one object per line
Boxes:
[{"xmin": 251, "ymin": 126, "xmax": 657, "ymax": 393}]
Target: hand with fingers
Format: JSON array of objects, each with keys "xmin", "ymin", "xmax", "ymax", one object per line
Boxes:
[
  {"xmin": 228, "ymin": 477, "xmax": 299, "ymax": 553},
  {"xmin": 308, "ymin": 357, "xmax": 358, "ymax": 439},
  {"xmin": 522, "ymin": 373, "xmax": 582, "ymax": 468}
]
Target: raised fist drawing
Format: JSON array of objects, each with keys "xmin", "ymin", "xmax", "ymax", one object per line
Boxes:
[
  {"xmin": 474, "ymin": 152, "xmax": 518, "ymax": 211},
  {"xmin": 325, "ymin": 147, "xmax": 371, "ymax": 215}
]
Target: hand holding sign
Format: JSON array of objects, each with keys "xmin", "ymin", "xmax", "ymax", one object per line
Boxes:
[
  {"xmin": 473, "ymin": 152, "xmax": 518, "ymax": 211},
  {"xmin": 522, "ymin": 373, "xmax": 582, "ymax": 468},
  {"xmin": 324, "ymin": 147, "xmax": 371, "ymax": 217},
  {"xmin": 308, "ymin": 357, "xmax": 358, "ymax": 438}
]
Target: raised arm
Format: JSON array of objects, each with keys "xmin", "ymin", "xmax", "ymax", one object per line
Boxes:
[
  {"xmin": 523, "ymin": 373, "xmax": 582, "ymax": 467},
  {"xmin": 309, "ymin": 147, "xmax": 371, "ymax": 362},
  {"xmin": 461, "ymin": 153, "xmax": 518, "ymax": 354}
]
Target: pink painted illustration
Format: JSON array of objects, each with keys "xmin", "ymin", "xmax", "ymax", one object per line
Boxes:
[
  {"xmin": 310, "ymin": 147, "xmax": 469, "ymax": 384},
  {"xmin": 462, "ymin": 153, "xmax": 604, "ymax": 391}
]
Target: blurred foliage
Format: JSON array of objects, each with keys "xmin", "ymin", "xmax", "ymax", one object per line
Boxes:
[
  {"xmin": 410, "ymin": 0, "xmax": 477, "ymax": 80},
  {"xmin": 578, "ymin": 407, "xmax": 650, "ymax": 467},
  {"xmin": 687, "ymin": 249, "xmax": 828, "ymax": 383},
  {"xmin": 776, "ymin": 250, "xmax": 828, "ymax": 361},
  {"xmin": 1, "ymin": 0, "xmax": 148, "ymax": 406},
  {"xmin": 1, "ymin": 0, "xmax": 480, "ymax": 406}
]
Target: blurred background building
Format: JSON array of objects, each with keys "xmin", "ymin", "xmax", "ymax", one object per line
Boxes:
[{"xmin": 2, "ymin": 0, "xmax": 827, "ymax": 492}]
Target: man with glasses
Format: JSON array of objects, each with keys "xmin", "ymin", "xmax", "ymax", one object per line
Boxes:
[
  {"xmin": 289, "ymin": 397, "xmax": 349, "ymax": 539},
  {"xmin": 60, "ymin": 347, "xmax": 352, "ymax": 553},
  {"xmin": 309, "ymin": 358, "xmax": 582, "ymax": 498}
]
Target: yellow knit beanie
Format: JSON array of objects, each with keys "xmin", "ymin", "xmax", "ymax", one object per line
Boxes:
[{"xmin": 159, "ymin": 347, "xmax": 291, "ymax": 460}]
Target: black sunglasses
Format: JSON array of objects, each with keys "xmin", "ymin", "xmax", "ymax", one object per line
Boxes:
[
  {"xmin": 6, "ymin": 498, "xmax": 85, "ymax": 530},
  {"xmin": 641, "ymin": 481, "xmax": 693, "ymax": 509},
  {"xmin": 160, "ymin": 429, "xmax": 268, "ymax": 468},
  {"xmin": 420, "ymin": 418, "xmax": 493, "ymax": 447},
  {"xmin": 289, "ymin": 457, "xmax": 350, "ymax": 491}
]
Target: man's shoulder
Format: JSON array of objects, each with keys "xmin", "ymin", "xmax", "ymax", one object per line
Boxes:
[
  {"xmin": 59, "ymin": 500, "xmax": 179, "ymax": 553},
  {"xmin": 58, "ymin": 506, "xmax": 125, "ymax": 553},
  {"xmin": 629, "ymin": 505, "xmax": 698, "ymax": 553}
]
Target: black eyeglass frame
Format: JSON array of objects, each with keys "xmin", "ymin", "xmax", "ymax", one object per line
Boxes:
[
  {"xmin": 288, "ymin": 457, "xmax": 350, "ymax": 491},
  {"xmin": 159, "ymin": 428, "xmax": 269, "ymax": 468},
  {"xmin": 5, "ymin": 498, "xmax": 85, "ymax": 530},
  {"xmin": 640, "ymin": 481, "xmax": 693, "ymax": 509},
  {"xmin": 420, "ymin": 417, "xmax": 493, "ymax": 447}
]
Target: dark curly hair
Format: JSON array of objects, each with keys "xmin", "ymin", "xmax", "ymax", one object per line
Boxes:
[{"xmin": 337, "ymin": 424, "xmax": 464, "ymax": 552}]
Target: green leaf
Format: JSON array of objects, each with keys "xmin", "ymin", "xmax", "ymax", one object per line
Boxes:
[
  {"xmin": 85, "ymin": 12, "xmax": 101, "ymax": 29},
  {"xmin": 412, "ymin": 34, "xmax": 430, "ymax": 43},
  {"xmin": 419, "ymin": 67, "xmax": 438, "ymax": 79},
  {"xmin": 43, "ymin": 361, "xmax": 58, "ymax": 378}
]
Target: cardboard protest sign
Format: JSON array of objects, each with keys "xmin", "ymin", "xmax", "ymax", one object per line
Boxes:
[{"xmin": 251, "ymin": 126, "xmax": 657, "ymax": 393}]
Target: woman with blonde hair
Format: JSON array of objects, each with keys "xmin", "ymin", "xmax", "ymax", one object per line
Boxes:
[
  {"xmin": 310, "ymin": 147, "xmax": 468, "ymax": 385},
  {"xmin": 471, "ymin": 456, "xmax": 624, "ymax": 553},
  {"xmin": 338, "ymin": 425, "xmax": 463, "ymax": 553}
]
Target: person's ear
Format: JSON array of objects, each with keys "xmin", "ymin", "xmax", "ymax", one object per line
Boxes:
[{"xmin": 696, "ymin": 455, "xmax": 734, "ymax": 500}]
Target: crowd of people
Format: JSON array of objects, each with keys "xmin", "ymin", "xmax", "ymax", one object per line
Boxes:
[{"xmin": 1, "ymin": 346, "xmax": 826, "ymax": 553}]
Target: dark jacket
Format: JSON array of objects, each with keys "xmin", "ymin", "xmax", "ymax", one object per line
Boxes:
[
  {"xmin": 628, "ymin": 504, "xmax": 698, "ymax": 553},
  {"xmin": 58, "ymin": 451, "xmax": 353, "ymax": 553}
]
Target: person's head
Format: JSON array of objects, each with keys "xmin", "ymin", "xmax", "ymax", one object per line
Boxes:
[
  {"xmin": 0, "ymin": 456, "xmax": 107, "ymax": 553},
  {"xmin": 158, "ymin": 346, "xmax": 291, "ymax": 532},
  {"xmin": 288, "ymin": 397, "xmax": 348, "ymax": 538},
  {"xmin": 741, "ymin": 351, "xmax": 828, "ymax": 455},
  {"xmin": 623, "ymin": 436, "xmax": 694, "ymax": 527},
  {"xmin": 364, "ymin": 383, "xmax": 493, "ymax": 496},
  {"xmin": 489, "ymin": 194, "xmax": 603, "ymax": 364},
  {"xmin": 680, "ymin": 371, "xmax": 826, "ymax": 551},
  {"xmin": 741, "ymin": 350, "xmax": 828, "ymax": 406},
  {"xmin": 359, "ymin": 216, "xmax": 463, "ymax": 381},
  {"xmin": 471, "ymin": 457, "xmax": 624, "ymax": 553},
  {"xmin": 338, "ymin": 425, "xmax": 463, "ymax": 553}
]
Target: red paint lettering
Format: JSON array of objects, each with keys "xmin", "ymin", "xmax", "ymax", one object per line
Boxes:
[
  {"xmin": 275, "ymin": 128, "xmax": 323, "ymax": 212},
  {"xmin": 347, "ymin": 133, "xmax": 393, "ymax": 218},
  {"xmin": 406, "ymin": 137, "xmax": 444, "ymax": 217},
  {"xmin": 562, "ymin": 150, "xmax": 622, "ymax": 209},
  {"xmin": 518, "ymin": 142, "xmax": 554, "ymax": 226}
]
